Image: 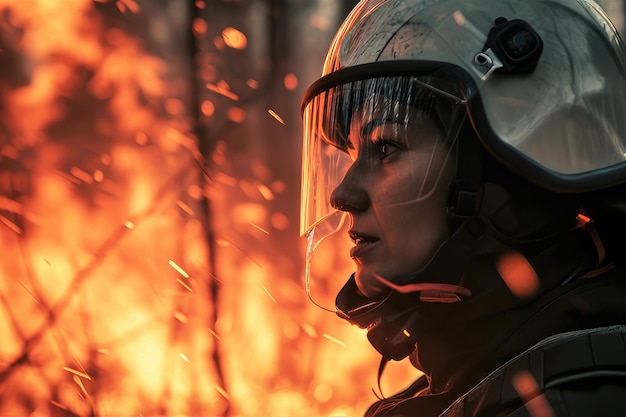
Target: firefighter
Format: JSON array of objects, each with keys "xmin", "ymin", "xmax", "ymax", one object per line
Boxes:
[{"xmin": 299, "ymin": 0, "xmax": 626, "ymax": 415}]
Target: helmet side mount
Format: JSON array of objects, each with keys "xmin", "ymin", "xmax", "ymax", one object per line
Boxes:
[{"xmin": 474, "ymin": 17, "xmax": 544, "ymax": 78}]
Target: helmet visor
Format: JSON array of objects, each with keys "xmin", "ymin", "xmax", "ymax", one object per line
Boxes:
[
  {"xmin": 300, "ymin": 72, "xmax": 468, "ymax": 310},
  {"xmin": 301, "ymin": 71, "xmax": 468, "ymax": 239}
]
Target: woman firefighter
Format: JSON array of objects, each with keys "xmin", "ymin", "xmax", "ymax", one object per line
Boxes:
[{"xmin": 299, "ymin": 0, "xmax": 626, "ymax": 415}]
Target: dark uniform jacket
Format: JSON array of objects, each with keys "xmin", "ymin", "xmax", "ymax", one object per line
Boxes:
[{"xmin": 364, "ymin": 228, "xmax": 626, "ymax": 417}]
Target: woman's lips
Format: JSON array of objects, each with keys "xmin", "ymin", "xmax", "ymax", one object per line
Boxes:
[{"xmin": 349, "ymin": 230, "xmax": 379, "ymax": 259}]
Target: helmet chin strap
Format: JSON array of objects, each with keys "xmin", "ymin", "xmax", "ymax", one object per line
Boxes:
[
  {"xmin": 373, "ymin": 275, "xmax": 471, "ymax": 302},
  {"xmin": 335, "ymin": 217, "xmax": 500, "ymax": 361}
]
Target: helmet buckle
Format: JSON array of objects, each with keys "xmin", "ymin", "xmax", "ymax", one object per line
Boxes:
[{"xmin": 448, "ymin": 179, "xmax": 483, "ymax": 219}]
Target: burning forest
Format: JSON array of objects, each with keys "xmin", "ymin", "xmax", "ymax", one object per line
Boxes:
[{"xmin": 0, "ymin": 0, "xmax": 418, "ymax": 416}]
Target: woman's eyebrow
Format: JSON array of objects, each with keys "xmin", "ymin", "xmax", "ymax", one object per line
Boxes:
[{"xmin": 359, "ymin": 116, "xmax": 404, "ymax": 138}]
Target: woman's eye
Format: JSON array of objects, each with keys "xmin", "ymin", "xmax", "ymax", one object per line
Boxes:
[{"xmin": 375, "ymin": 140, "xmax": 399, "ymax": 159}]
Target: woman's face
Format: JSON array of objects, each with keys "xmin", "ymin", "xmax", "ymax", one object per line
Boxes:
[{"xmin": 330, "ymin": 101, "xmax": 456, "ymax": 298}]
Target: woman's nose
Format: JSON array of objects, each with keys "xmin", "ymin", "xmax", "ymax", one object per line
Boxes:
[{"xmin": 330, "ymin": 164, "xmax": 370, "ymax": 213}]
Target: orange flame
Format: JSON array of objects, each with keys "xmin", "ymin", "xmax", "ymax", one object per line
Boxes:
[{"xmin": 0, "ymin": 1, "xmax": 420, "ymax": 416}]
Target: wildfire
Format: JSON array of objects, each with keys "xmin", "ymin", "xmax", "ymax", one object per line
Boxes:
[{"xmin": 0, "ymin": 1, "xmax": 419, "ymax": 416}]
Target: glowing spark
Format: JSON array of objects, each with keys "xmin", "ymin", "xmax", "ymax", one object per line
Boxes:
[
  {"xmin": 193, "ymin": 18, "xmax": 208, "ymax": 35},
  {"xmin": 97, "ymin": 349, "xmax": 109, "ymax": 355},
  {"xmin": 216, "ymin": 239, "xmax": 230, "ymax": 247},
  {"xmin": 187, "ymin": 184, "xmax": 204, "ymax": 200},
  {"xmin": 165, "ymin": 98, "xmax": 185, "ymax": 116},
  {"xmin": 174, "ymin": 311, "xmax": 188, "ymax": 323},
  {"xmin": 0, "ymin": 214, "xmax": 23, "ymax": 235},
  {"xmin": 166, "ymin": 128, "xmax": 204, "ymax": 163},
  {"xmin": 302, "ymin": 323, "xmax": 318, "ymax": 338},
  {"xmin": 577, "ymin": 213, "xmax": 591, "ymax": 225},
  {"xmin": 496, "ymin": 251, "xmax": 540, "ymax": 299},
  {"xmin": 70, "ymin": 166, "xmax": 93, "ymax": 184},
  {"xmin": 206, "ymin": 83, "xmax": 239, "ymax": 101},
  {"xmin": 262, "ymin": 285, "xmax": 276, "ymax": 303},
  {"xmin": 116, "ymin": 0, "xmax": 140, "ymax": 14},
  {"xmin": 208, "ymin": 328, "xmax": 222, "ymax": 341},
  {"xmin": 63, "ymin": 367, "xmax": 92, "ymax": 381},
  {"xmin": 314, "ymin": 382, "xmax": 334, "ymax": 403},
  {"xmin": 73, "ymin": 375, "xmax": 89, "ymax": 397},
  {"xmin": 247, "ymin": 78, "xmax": 259, "ymax": 89},
  {"xmin": 247, "ymin": 221, "xmax": 269, "ymax": 235},
  {"xmin": 169, "ymin": 260, "xmax": 190, "ymax": 278},
  {"xmin": 51, "ymin": 401, "xmax": 69, "ymax": 411},
  {"xmin": 284, "ymin": 73, "xmax": 298, "ymax": 90},
  {"xmin": 135, "ymin": 132, "xmax": 148, "ymax": 145},
  {"xmin": 0, "ymin": 195, "xmax": 23, "ymax": 213},
  {"xmin": 257, "ymin": 184, "xmax": 275, "ymax": 201},
  {"xmin": 227, "ymin": 107, "xmax": 246, "ymax": 123},
  {"xmin": 402, "ymin": 329, "xmax": 411, "ymax": 337},
  {"xmin": 177, "ymin": 278, "xmax": 193, "ymax": 292},
  {"xmin": 180, "ymin": 353, "xmax": 190, "ymax": 363},
  {"xmin": 201, "ymin": 100, "xmax": 215, "ymax": 117},
  {"xmin": 215, "ymin": 172, "xmax": 237, "ymax": 187},
  {"xmin": 271, "ymin": 212, "xmax": 289, "ymax": 231},
  {"xmin": 323, "ymin": 334, "xmax": 347, "ymax": 348},
  {"xmin": 56, "ymin": 169, "xmax": 81, "ymax": 185},
  {"xmin": 93, "ymin": 169, "xmax": 104, "ymax": 182},
  {"xmin": 512, "ymin": 371, "xmax": 555, "ymax": 417},
  {"xmin": 215, "ymin": 385, "xmax": 230, "ymax": 400},
  {"xmin": 124, "ymin": 220, "xmax": 135, "ymax": 229},
  {"xmin": 222, "ymin": 27, "xmax": 247, "ymax": 50},
  {"xmin": 268, "ymin": 109, "xmax": 285, "ymax": 125},
  {"xmin": 177, "ymin": 200, "xmax": 194, "ymax": 216}
]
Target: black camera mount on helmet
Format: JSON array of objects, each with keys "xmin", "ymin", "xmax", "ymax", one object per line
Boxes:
[{"xmin": 474, "ymin": 17, "xmax": 544, "ymax": 76}]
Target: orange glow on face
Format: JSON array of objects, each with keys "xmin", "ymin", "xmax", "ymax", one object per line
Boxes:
[{"xmin": 496, "ymin": 251, "xmax": 540, "ymax": 298}]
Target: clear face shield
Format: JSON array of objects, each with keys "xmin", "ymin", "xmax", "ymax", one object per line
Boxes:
[{"xmin": 300, "ymin": 70, "xmax": 471, "ymax": 311}]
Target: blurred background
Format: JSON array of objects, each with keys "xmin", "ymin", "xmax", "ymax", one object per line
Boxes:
[{"xmin": 0, "ymin": 1, "xmax": 623, "ymax": 416}]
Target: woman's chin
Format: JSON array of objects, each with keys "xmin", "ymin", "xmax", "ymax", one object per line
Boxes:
[{"xmin": 354, "ymin": 268, "xmax": 392, "ymax": 299}]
